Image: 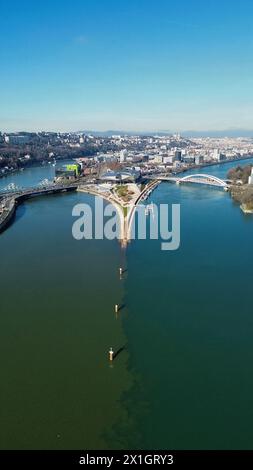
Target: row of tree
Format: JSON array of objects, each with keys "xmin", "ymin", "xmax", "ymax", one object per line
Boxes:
[
  {"xmin": 228, "ymin": 165, "xmax": 252, "ymax": 184},
  {"xmin": 0, "ymin": 143, "xmax": 99, "ymax": 170}
]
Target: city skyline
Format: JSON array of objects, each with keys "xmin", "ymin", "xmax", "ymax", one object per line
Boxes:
[
  {"xmin": 1, "ymin": 0, "xmax": 253, "ymax": 132},
  {"xmin": 2, "ymin": 128, "xmax": 253, "ymax": 138}
]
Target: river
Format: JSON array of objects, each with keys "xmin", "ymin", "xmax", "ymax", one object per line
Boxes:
[{"xmin": 0, "ymin": 158, "xmax": 253, "ymax": 449}]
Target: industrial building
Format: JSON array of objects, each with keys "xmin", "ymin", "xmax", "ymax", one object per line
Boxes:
[{"xmin": 55, "ymin": 163, "xmax": 81, "ymax": 179}]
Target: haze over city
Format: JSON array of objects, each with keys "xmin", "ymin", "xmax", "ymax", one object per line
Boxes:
[{"xmin": 1, "ymin": 0, "xmax": 253, "ymax": 133}]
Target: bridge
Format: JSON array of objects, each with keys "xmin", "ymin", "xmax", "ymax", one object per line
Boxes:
[
  {"xmin": 146, "ymin": 173, "xmax": 229, "ymax": 190},
  {"xmin": 0, "ymin": 172, "xmax": 229, "ymax": 240},
  {"xmin": 0, "ymin": 183, "xmax": 78, "ymax": 233},
  {"xmin": 0, "ymin": 180, "xmax": 78, "ymax": 198}
]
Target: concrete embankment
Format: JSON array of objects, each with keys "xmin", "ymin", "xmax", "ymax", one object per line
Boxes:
[
  {"xmin": 0, "ymin": 198, "xmax": 16, "ymax": 233},
  {"xmin": 240, "ymin": 203, "xmax": 253, "ymax": 214},
  {"xmin": 126, "ymin": 180, "xmax": 161, "ymax": 242},
  {"xmin": 77, "ymin": 186, "xmax": 126, "ymax": 244},
  {"xmin": 0, "ymin": 185, "xmax": 77, "ymax": 235},
  {"xmin": 229, "ymin": 184, "xmax": 253, "ymax": 214},
  {"xmin": 77, "ymin": 181, "xmax": 160, "ymax": 247}
]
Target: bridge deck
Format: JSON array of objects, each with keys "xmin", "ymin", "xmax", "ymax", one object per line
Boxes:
[{"xmin": 146, "ymin": 174, "xmax": 228, "ymax": 188}]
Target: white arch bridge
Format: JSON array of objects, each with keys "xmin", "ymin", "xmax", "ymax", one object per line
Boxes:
[
  {"xmin": 150, "ymin": 173, "xmax": 229, "ymax": 190},
  {"xmin": 177, "ymin": 173, "xmax": 228, "ymax": 189}
]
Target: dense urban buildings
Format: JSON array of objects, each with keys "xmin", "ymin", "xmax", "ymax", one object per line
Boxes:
[{"xmin": 1, "ymin": 131, "xmax": 253, "ymax": 180}]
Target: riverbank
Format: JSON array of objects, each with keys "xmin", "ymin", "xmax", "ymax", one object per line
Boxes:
[
  {"xmin": 0, "ymin": 158, "xmax": 75, "ymax": 180},
  {"xmin": 0, "ymin": 185, "xmax": 77, "ymax": 234},
  {"xmin": 1, "ymin": 159, "xmax": 253, "ymax": 449},
  {"xmin": 229, "ymin": 184, "xmax": 253, "ymax": 213},
  {"xmin": 78, "ymin": 180, "xmax": 159, "ymax": 246},
  {"xmin": 0, "ymin": 198, "xmax": 16, "ymax": 233},
  {"xmin": 223, "ymin": 161, "xmax": 253, "ymax": 214},
  {"xmin": 241, "ymin": 203, "xmax": 253, "ymax": 214},
  {"xmin": 77, "ymin": 185, "xmax": 126, "ymax": 244},
  {"xmin": 1, "ymin": 153, "xmax": 253, "ymax": 182},
  {"xmin": 173, "ymin": 153, "xmax": 253, "ymax": 176}
]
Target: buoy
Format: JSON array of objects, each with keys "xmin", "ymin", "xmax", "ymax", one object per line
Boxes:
[
  {"xmin": 115, "ymin": 304, "xmax": 119, "ymax": 313},
  {"xmin": 109, "ymin": 347, "xmax": 114, "ymax": 361}
]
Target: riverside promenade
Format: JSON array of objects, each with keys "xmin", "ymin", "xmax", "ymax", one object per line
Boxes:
[
  {"xmin": 0, "ymin": 180, "xmax": 160, "ymax": 245},
  {"xmin": 77, "ymin": 184, "xmax": 125, "ymax": 244},
  {"xmin": 0, "ymin": 197, "xmax": 16, "ymax": 233},
  {"xmin": 78, "ymin": 180, "xmax": 160, "ymax": 246},
  {"xmin": 0, "ymin": 184, "xmax": 77, "ymax": 233}
]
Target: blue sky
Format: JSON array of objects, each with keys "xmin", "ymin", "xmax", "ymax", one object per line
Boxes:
[{"xmin": 1, "ymin": 0, "xmax": 253, "ymax": 132}]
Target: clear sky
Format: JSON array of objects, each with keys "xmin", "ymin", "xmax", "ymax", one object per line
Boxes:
[{"xmin": 1, "ymin": 0, "xmax": 253, "ymax": 132}]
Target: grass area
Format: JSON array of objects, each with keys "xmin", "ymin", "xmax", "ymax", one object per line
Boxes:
[
  {"xmin": 123, "ymin": 206, "xmax": 128, "ymax": 217},
  {"xmin": 231, "ymin": 184, "xmax": 253, "ymax": 207},
  {"xmin": 115, "ymin": 184, "xmax": 135, "ymax": 203},
  {"xmin": 115, "ymin": 185, "xmax": 128, "ymax": 197}
]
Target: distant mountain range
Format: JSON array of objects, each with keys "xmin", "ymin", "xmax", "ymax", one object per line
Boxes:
[
  {"xmin": 180, "ymin": 129, "xmax": 253, "ymax": 138},
  {"xmin": 78, "ymin": 129, "xmax": 253, "ymax": 138}
]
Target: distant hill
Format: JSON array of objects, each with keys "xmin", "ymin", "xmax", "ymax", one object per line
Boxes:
[
  {"xmin": 180, "ymin": 129, "xmax": 253, "ymax": 138},
  {"xmin": 77, "ymin": 130, "xmax": 166, "ymax": 137},
  {"xmin": 78, "ymin": 129, "xmax": 253, "ymax": 138}
]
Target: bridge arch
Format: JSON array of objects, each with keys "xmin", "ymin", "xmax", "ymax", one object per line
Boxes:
[{"xmin": 177, "ymin": 173, "xmax": 227, "ymax": 188}]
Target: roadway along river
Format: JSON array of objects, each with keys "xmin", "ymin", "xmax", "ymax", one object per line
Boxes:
[{"xmin": 0, "ymin": 158, "xmax": 253, "ymax": 449}]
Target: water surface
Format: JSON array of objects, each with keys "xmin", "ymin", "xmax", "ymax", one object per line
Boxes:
[{"xmin": 1, "ymin": 158, "xmax": 253, "ymax": 449}]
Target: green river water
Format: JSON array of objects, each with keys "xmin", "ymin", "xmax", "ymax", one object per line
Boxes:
[{"xmin": 0, "ymin": 159, "xmax": 253, "ymax": 449}]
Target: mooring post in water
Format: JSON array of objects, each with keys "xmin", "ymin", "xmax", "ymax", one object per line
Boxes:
[
  {"xmin": 109, "ymin": 347, "xmax": 114, "ymax": 361},
  {"xmin": 115, "ymin": 304, "xmax": 119, "ymax": 313}
]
